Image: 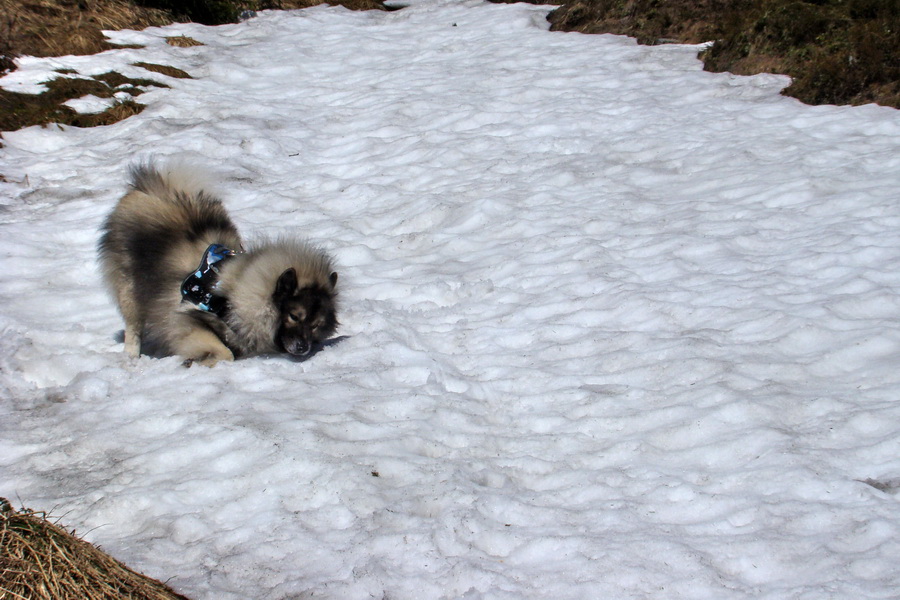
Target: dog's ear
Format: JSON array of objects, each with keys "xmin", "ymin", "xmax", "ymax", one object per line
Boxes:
[
  {"xmin": 274, "ymin": 268, "xmax": 297, "ymax": 301},
  {"xmin": 329, "ymin": 272, "xmax": 338, "ymax": 290}
]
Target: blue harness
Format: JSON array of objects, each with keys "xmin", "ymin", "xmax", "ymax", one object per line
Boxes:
[{"xmin": 180, "ymin": 244, "xmax": 237, "ymax": 318}]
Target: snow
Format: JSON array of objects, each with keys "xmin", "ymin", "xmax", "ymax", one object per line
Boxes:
[{"xmin": 2, "ymin": 0, "xmax": 900, "ymax": 598}]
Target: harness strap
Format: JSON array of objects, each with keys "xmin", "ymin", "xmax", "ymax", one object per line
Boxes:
[{"xmin": 180, "ymin": 244, "xmax": 237, "ymax": 318}]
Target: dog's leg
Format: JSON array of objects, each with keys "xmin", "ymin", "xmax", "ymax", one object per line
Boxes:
[
  {"xmin": 170, "ymin": 322, "xmax": 235, "ymax": 367},
  {"xmin": 123, "ymin": 325, "xmax": 142, "ymax": 357},
  {"xmin": 114, "ymin": 280, "xmax": 143, "ymax": 357}
]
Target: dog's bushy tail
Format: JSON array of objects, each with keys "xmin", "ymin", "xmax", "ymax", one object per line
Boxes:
[{"xmin": 128, "ymin": 160, "xmax": 220, "ymax": 203}]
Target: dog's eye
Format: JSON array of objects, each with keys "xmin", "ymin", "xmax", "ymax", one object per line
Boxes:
[{"xmin": 287, "ymin": 313, "xmax": 300, "ymax": 323}]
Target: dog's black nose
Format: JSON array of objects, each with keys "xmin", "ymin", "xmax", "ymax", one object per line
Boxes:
[{"xmin": 286, "ymin": 338, "xmax": 311, "ymax": 356}]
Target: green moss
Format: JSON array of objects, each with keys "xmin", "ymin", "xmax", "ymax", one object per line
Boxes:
[{"xmin": 702, "ymin": 0, "xmax": 899, "ymax": 106}]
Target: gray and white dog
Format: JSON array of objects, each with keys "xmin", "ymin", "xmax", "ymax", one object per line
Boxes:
[{"xmin": 98, "ymin": 162, "xmax": 338, "ymax": 366}]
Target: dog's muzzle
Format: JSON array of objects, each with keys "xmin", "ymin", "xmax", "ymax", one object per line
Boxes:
[{"xmin": 282, "ymin": 336, "xmax": 312, "ymax": 357}]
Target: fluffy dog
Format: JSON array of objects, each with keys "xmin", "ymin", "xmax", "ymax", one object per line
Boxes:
[{"xmin": 98, "ymin": 163, "xmax": 338, "ymax": 366}]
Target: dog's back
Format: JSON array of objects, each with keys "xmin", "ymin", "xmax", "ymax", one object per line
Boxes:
[{"xmin": 98, "ymin": 163, "xmax": 242, "ymax": 358}]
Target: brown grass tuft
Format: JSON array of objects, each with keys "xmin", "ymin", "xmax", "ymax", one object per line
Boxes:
[
  {"xmin": 74, "ymin": 97, "xmax": 147, "ymax": 127},
  {"xmin": 165, "ymin": 35, "xmax": 203, "ymax": 47},
  {"xmin": 0, "ymin": 498, "xmax": 190, "ymax": 600},
  {"xmin": 133, "ymin": 62, "xmax": 192, "ymax": 79},
  {"xmin": 0, "ymin": 0, "xmax": 174, "ymax": 64}
]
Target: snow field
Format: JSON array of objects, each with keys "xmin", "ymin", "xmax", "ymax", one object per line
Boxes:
[{"xmin": 2, "ymin": 0, "xmax": 900, "ymax": 598}]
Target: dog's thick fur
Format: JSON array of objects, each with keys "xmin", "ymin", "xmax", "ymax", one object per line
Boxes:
[{"xmin": 98, "ymin": 163, "xmax": 338, "ymax": 366}]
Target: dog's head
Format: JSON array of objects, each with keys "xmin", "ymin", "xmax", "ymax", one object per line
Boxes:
[{"xmin": 272, "ymin": 268, "xmax": 339, "ymax": 358}]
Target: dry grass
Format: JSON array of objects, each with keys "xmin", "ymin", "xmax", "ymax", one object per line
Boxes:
[
  {"xmin": 76, "ymin": 97, "xmax": 147, "ymax": 127},
  {"xmin": 0, "ymin": 0, "xmax": 173, "ymax": 62},
  {"xmin": 165, "ymin": 35, "xmax": 203, "ymax": 48},
  {"xmin": 133, "ymin": 62, "xmax": 192, "ymax": 78},
  {"xmin": 0, "ymin": 498, "xmax": 190, "ymax": 600}
]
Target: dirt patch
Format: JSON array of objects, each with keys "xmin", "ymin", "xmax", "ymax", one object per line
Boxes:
[
  {"xmin": 0, "ymin": 72, "xmax": 167, "ymax": 131},
  {"xmin": 540, "ymin": 0, "xmax": 721, "ymax": 44}
]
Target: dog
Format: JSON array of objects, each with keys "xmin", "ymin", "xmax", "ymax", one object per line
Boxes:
[{"xmin": 98, "ymin": 162, "xmax": 338, "ymax": 366}]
